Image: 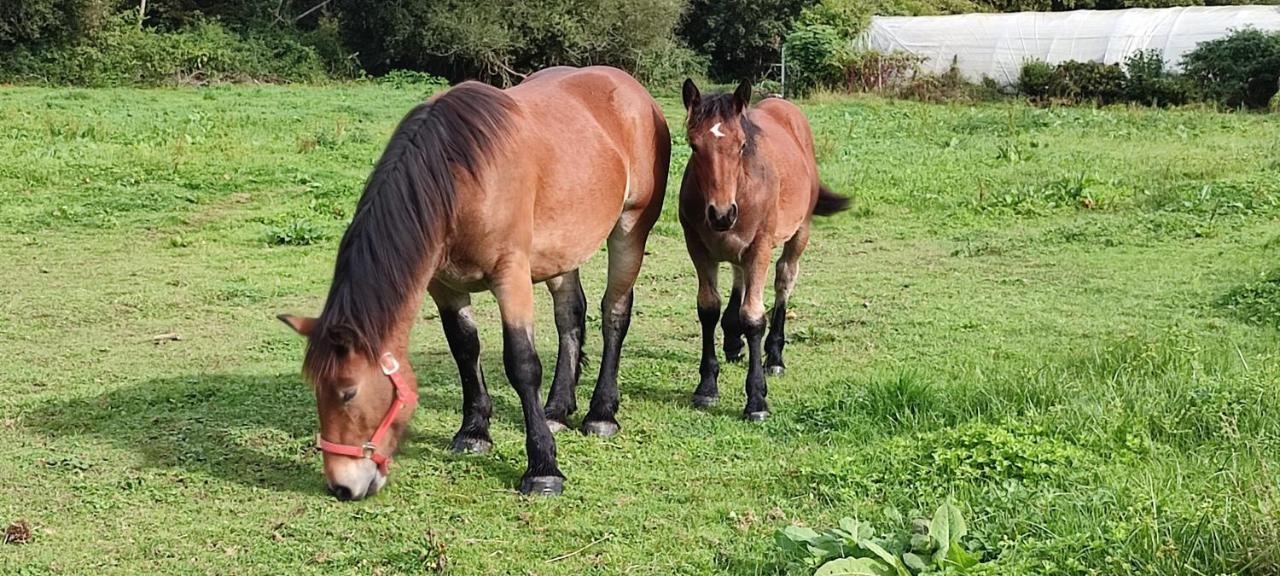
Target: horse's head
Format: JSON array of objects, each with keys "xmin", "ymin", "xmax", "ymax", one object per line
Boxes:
[
  {"xmin": 683, "ymin": 78, "xmax": 754, "ymax": 232},
  {"xmin": 278, "ymin": 314, "xmax": 418, "ymax": 501}
]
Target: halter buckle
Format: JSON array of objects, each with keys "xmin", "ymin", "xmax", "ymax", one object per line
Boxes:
[
  {"xmin": 379, "ymin": 353, "xmax": 400, "ymax": 375},
  {"xmin": 362, "ymin": 442, "xmax": 377, "ymax": 459}
]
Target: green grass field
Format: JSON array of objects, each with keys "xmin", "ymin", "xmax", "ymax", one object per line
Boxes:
[{"xmin": 1, "ymin": 84, "xmax": 1278, "ymax": 575}]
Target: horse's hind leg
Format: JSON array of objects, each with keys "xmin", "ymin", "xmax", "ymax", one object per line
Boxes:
[
  {"xmin": 491, "ymin": 262, "xmax": 563, "ymax": 495},
  {"xmin": 722, "ymin": 267, "xmax": 746, "ymax": 362},
  {"xmin": 430, "ymin": 284, "xmax": 494, "ymax": 454},
  {"xmin": 766, "ymin": 224, "xmax": 809, "ymax": 375},
  {"xmin": 544, "ymin": 270, "xmax": 586, "ymax": 433}
]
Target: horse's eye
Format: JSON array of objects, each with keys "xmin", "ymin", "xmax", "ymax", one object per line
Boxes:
[
  {"xmin": 690, "ymin": 144, "xmax": 699, "ymax": 154},
  {"xmin": 340, "ymin": 388, "xmax": 358, "ymax": 403}
]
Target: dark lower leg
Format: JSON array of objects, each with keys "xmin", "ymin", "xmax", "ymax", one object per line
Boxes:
[
  {"xmin": 544, "ymin": 273, "xmax": 586, "ymax": 430},
  {"xmin": 502, "ymin": 324, "xmax": 563, "ymax": 495},
  {"xmin": 767, "ymin": 230, "xmax": 805, "ymax": 378},
  {"xmin": 743, "ymin": 315, "xmax": 770, "ymax": 419},
  {"xmin": 582, "ymin": 289, "xmax": 632, "ymax": 437},
  {"xmin": 765, "ymin": 300, "xmax": 787, "ymax": 374},
  {"xmin": 693, "ymin": 304, "xmax": 721, "ymax": 407},
  {"xmin": 440, "ymin": 306, "xmax": 492, "ymax": 453},
  {"xmin": 722, "ymin": 284, "xmax": 745, "ymax": 362}
]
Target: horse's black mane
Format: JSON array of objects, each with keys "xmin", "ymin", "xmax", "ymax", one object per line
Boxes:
[
  {"xmin": 690, "ymin": 92, "xmax": 761, "ymax": 156},
  {"xmin": 304, "ymin": 82, "xmax": 515, "ymax": 379}
]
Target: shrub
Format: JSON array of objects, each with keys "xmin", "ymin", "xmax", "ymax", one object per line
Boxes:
[
  {"xmin": 296, "ymin": 15, "xmax": 363, "ymax": 79},
  {"xmin": 1050, "ymin": 60, "xmax": 1126, "ymax": 104},
  {"xmin": 783, "ymin": 22, "xmax": 847, "ymax": 95},
  {"xmin": 1122, "ymin": 50, "xmax": 1191, "ymax": 106},
  {"xmin": 632, "ymin": 38, "xmax": 709, "ymax": 93},
  {"xmin": 1018, "ymin": 60, "xmax": 1054, "ymax": 101},
  {"xmin": 1020, "ymin": 59, "xmax": 1135, "ymax": 105},
  {"xmin": 843, "ymin": 50, "xmax": 923, "ymax": 92},
  {"xmin": 1183, "ymin": 27, "xmax": 1280, "ymax": 110}
]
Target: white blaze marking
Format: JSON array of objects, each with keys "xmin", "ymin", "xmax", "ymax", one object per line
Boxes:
[{"xmin": 710, "ymin": 122, "xmax": 725, "ymax": 138}]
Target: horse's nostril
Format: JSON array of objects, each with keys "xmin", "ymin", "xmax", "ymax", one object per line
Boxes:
[
  {"xmin": 707, "ymin": 204, "xmax": 737, "ymax": 230},
  {"xmin": 330, "ymin": 483, "xmax": 355, "ymax": 501}
]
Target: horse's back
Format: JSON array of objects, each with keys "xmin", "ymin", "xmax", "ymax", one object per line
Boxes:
[
  {"xmin": 447, "ymin": 66, "xmax": 667, "ymax": 284},
  {"xmin": 511, "ymin": 66, "xmax": 666, "ymax": 157},
  {"xmin": 750, "ymin": 98, "xmax": 821, "ymax": 239},
  {"xmin": 753, "ymin": 98, "xmax": 818, "ymax": 166}
]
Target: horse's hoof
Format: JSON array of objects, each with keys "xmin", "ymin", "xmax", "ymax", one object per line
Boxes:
[
  {"xmin": 581, "ymin": 419, "xmax": 620, "ymax": 438},
  {"xmin": 724, "ymin": 349, "xmax": 744, "ymax": 363},
  {"xmin": 745, "ymin": 410, "xmax": 771, "ymax": 422},
  {"xmin": 520, "ymin": 475, "xmax": 564, "ymax": 496},
  {"xmin": 546, "ymin": 419, "xmax": 570, "ymax": 433},
  {"xmin": 766, "ymin": 365, "xmax": 785, "ymax": 376},
  {"xmin": 450, "ymin": 435, "xmax": 492, "ymax": 454},
  {"xmin": 692, "ymin": 394, "xmax": 719, "ymax": 409}
]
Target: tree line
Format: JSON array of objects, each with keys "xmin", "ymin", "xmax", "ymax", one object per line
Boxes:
[{"xmin": 1, "ymin": 0, "xmax": 1275, "ymax": 87}]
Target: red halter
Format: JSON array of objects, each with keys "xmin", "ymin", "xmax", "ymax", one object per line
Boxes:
[{"xmin": 316, "ymin": 353, "xmax": 418, "ymax": 475}]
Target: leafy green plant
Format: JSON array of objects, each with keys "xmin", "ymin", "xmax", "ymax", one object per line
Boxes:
[
  {"xmin": 265, "ymin": 218, "xmax": 327, "ymax": 246},
  {"xmin": 776, "ymin": 499, "xmax": 986, "ymax": 575},
  {"xmin": 1218, "ymin": 270, "xmax": 1280, "ymax": 330}
]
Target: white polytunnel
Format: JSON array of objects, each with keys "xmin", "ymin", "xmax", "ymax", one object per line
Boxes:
[{"xmin": 853, "ymin": 6, "xmax": 1280, "ymax": 86}]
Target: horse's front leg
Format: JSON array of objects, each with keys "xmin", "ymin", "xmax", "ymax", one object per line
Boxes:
[
  {"xmin": 492, "ymin": 263, "xmax": 563, "ymax": 496},
  {"xmin": 740, "ymin": 246, "xmax": 773, "ymax": 421},
  {"xmin": 687, "ymin": 238, "xmax": 722, "ymax": 409},
  {"xmin": 430, "ymin": 284, "xmax": 494, "ymax": 454}
]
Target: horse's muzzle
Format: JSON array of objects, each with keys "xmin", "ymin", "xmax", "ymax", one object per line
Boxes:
[{"xmin": 707, "ymin": 203, "xmax": 738, "ymax": 232}]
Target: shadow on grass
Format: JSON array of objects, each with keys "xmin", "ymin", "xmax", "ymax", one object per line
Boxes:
[
  {"xmin": 24, "ymin": 365, "xmax": 531, "ymax": 495},
  {"xmin": 28, "ymin": 372, "xmax": 322, "ymax": 494}
]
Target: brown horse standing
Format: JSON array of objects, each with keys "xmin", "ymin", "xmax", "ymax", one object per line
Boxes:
[
  {"xmin": 279, "ymin": 66, "xmax": 670, "ymax": 499},
  {"xmin": 679, "ymin": 79, "xmax": 848, "ymax": 420}
]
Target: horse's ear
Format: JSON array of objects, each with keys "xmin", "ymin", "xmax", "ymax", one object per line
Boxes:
[
  {"xmin": 733, "ymin": 80, "xmax": 752, "ymax": 114},
  {"xmin": 682, "ymin": 78, "xmax": 701, "ymax": 111},
  {"xmin": 324, "ymin": 325, "xmax": 358, "ymax": 355},
  {"xmin": 277, "ymin": 314, "xmax": 317, "ymax": 337}
]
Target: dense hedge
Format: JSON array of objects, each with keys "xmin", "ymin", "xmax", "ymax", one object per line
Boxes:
[
  {"xmin": 1182, "ymin": 28, "xmax": 1280, "ymax": 109},
  {"xmin": 0, "ymin": 0, "xmax": 90, "ymax": 47},
  {"xmin": 677, "ymin": 0, "xmax": 811, "ymax": 82},
  {"xmin": 3, "ymin": 0, "xmax": 1279, "ymax": 92},
  {"xmin": 1019, "ymin": 30, "xmax": 1280, "ymax": 110},
  {"xmin": 0, "ymin": 15, "xmax": 329, "ymax": 86},
  {"xmin": 331, "ymin": 0, "xmax": 695, "ymax": 86}
]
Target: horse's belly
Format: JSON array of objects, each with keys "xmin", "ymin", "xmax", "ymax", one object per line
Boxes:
[{"xmin": 527, "ymin": 204, "xmax": 618, "ymax": 281}]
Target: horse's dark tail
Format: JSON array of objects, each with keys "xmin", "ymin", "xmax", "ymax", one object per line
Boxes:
[{"xmin": 813, "ymin": 184, "xmax": 851, "ymax": 217}]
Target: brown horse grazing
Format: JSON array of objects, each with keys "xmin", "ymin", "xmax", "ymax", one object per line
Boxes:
[
  {"xmin": 278, "ymin": 66, "xmax": 670, "ymax": 500},
  {"xmin": 679, "ymin": 79, "xmax": 849, "ymax": 420}
]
